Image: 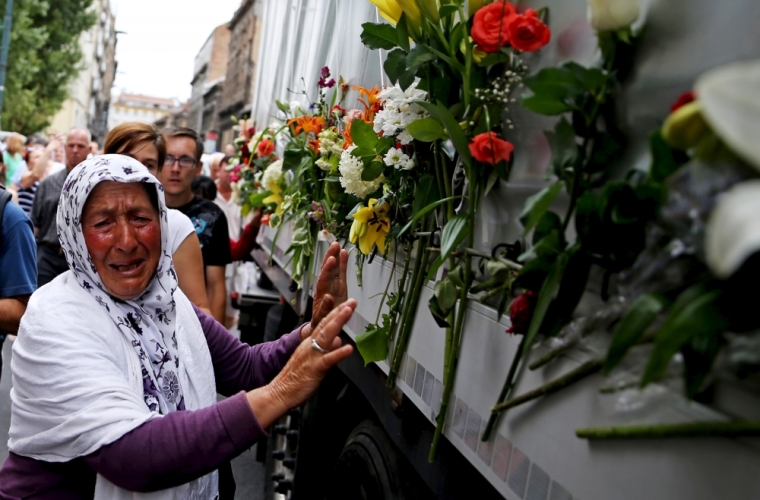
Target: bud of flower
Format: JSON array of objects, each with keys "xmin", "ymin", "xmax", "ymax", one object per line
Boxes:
[
  {"xmin": 587, "ymin": 0, "xmax": 640, "ymax": 31},
  {"xmin": 662, "ymin": 101, "xmax": 711, "ymax": 151},
  {"xmin": 414, "ymin": 0, "xmax": 440, "ymax": 24},
  {"xmin": 468, "ymin": 0, "xmax": 485, "ymax": 17}
]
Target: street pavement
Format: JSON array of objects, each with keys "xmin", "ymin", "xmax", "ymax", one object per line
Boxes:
[{"xmin": 0, "ymin": 336, "xmax": 266, "ymax": 499}]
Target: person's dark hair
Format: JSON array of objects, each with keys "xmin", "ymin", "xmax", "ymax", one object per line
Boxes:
[
  {"xmin": 105, "ymin": 122, "xmax": 167, "ymax": 172},
  {"xmin": 29, "ymin": 136, "xmax": 49, "ymax": 147},
  {"xmin": 163, "ymin": 127, "xmax": 203, "ymax": 161},
  {"xmin": 191, "ymin": 175, "xmax": 217, "ymax": 201}
]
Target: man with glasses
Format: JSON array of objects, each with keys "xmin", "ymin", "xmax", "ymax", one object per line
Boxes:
[{"xmin": 160, "ymin": 127, "xmax": 231, "ymax": 325}]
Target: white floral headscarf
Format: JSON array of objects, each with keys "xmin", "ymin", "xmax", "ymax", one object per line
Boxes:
[{"xmin": 57, "ymin": 154, "xmax": 185, "ymax": 415}]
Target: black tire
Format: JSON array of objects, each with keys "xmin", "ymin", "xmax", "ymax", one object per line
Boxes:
[{"xmin": 327, "ymin": 420, "xmax": 427, "ymax": 500}]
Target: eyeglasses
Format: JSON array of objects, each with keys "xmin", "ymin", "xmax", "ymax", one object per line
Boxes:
[{"xmin": 165, "ymin": 155, "xmax": 198, "ymax": 168}]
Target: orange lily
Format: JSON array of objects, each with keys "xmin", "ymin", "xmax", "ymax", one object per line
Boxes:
[
  {"xmin": 354, "ymin": 85, "xmax": 383, "ymax": 122},
  {"xmin": 288, "ymin": 116, "xmax": 326, "ymax": 136}
]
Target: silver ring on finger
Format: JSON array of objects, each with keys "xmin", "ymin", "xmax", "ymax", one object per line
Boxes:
[{"xmin": 311, "ymin": 338, "xmax": 330, "ymax": 354}]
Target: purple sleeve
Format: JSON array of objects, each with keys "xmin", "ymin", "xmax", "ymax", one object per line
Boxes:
[
  {"xmin": 84, "ymin": 392, "xmax": 263, "ymax": 492},
  {"xmin": 192, "ymin": 304, "xmax": 304, "ymax": 396}
]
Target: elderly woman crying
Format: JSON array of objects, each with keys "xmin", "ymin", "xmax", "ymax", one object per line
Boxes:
[{"xmin": 0, "ymin": 155, "xmax": 352, "ymax": 498}]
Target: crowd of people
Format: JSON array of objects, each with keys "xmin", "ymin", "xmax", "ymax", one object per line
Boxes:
[{"xmin": 0, "ymin": 123, "xmax": 354, "ymax": 498}]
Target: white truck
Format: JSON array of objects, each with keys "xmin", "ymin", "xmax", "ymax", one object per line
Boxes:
[{"xmin": 241, "ymin": 0, "xmax": 760, "ymax": 498}]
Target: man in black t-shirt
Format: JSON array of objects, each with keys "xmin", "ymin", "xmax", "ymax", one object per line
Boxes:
[{"xmin": 160, "ymin": 127, "xmax": 232, "ymax": 324}]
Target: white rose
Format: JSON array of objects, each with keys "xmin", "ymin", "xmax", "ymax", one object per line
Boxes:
[
  {"xmin": 705, "ymin": 180, "xmax": 760, "ymax": 279},
  {"xmin": 587, "ymin": 0, "xmax": 640, "ymax": 31}
]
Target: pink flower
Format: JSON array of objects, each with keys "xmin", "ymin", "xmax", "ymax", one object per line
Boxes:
[{"xmin": 343, "ymin": 109, "xmax": 363, "ymax": 125}]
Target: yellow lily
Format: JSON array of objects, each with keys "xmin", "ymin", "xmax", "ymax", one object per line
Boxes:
[
  {"xmin": 263, "ymin": 186, "xmax": 284, "ymax": 215},
  {"xmin": 349, "ymin": 199, "xmax": 391, "ymax": 255},
  {"xmin": 368, "ymin": 0, "xmax": 423, "ymax": 39},
  {"xmin": 369, "ymin": 0, "xmax": 402, "ymax": 23}
]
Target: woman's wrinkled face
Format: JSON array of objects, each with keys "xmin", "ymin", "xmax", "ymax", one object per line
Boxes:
[
  {"xmin": 82, "ymin": 181, "xmax": 161, "ymax": 300},
  {"xmin": 118, "ymin": 140, "xmax": 160, "ymax": 174}
]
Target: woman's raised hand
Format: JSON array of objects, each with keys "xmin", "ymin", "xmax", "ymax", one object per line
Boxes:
[
  {"xmin": 307, "ymin": 242, "xmax": 348, "ymax": 338},
  {"xmin": 250, "ymin": 300, "xmax": 356, "ymax": 427}
]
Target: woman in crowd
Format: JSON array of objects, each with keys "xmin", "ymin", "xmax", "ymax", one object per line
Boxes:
[
  {"xmin": 10, "ymin": 137, "xmax": 67, "ymax": 214},
  {"xmin": 0, "ymin": 155, "xmax": 351, "ymax": 497},
  {"xmin": 3, "ymin": 133, "xmax": 25, "ymax": 186},
  {"xmin": 104, "ymin": 122, "xmax": 211, "ymax": 314}
]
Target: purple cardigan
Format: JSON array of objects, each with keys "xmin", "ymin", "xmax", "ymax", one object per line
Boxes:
[{"xmin": 0, "ymin": 305, "xmax": 303, "ymax": 499}]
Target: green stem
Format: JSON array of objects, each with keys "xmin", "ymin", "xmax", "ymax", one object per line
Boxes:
[
  {"xmin": 439, "ymin": 148, "xmax": 454, "ymax": 221},
  {"xmin": 387, "ymin": 230, "xmax": 432, "ymax": 387},
  {"xmin": 576, "ymin": 421, "xmax": 760, "ymax": 440},
  {"xmin": 375, "ymin": 245, "xmax": 399, "ymax": 325},
  {"xmin": 481, "ymin": 335, "xmax": 525, "ymax": 441},
  {"xmin": 387, "ymin": 240, "xmax": 414, "ymax": 344},
  {"xmin": 430, "ymin": 179, "xmax": 478, "ymax": 461},
  {"xmin": 458, "ymin": 5, "xmax": 473, "ymax": 110},
  {"xmin": 491, "ymin": 358, "xmax": 602, "ymax": 414}
]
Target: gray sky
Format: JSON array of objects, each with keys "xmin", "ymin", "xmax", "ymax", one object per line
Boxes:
[{"xmin": 111, "ymin": 0, "xmax": 243, "ymax": 102}]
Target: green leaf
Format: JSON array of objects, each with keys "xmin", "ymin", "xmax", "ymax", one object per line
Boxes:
[
  {"xmin": 435, "ymin": 279, "xmax": 459, "ymax": 311},
  {"xmin": 641, "ymin": 288, "xmax": 727, "ymax": 387},
  {"xmin": 523, "ymin": 66, "xmax": 585, "ymax": 102},
  {"xmin": 418, "ymin": 101, "xmax": 472, "ymax": 168},
  {"xmin": 522, "ymin": 96, "xmax": 575, "ymax": 115},
  {"xmin": 412, "ymin": 174, "xmax": 440, "ymax": 218},
  {"xmin": 439, "ymin": 4, "xmax": 458, "ymax": 17},
  {"xmin": 520, "ymin": 251, "xmax": 569, "ymax": 359},
  {"xmin": 376, "ymin": 136, "xmax": 396, "ymax": 155},
  {"xmin": 396, "ymin": 13, "xmax": 410, "ymax": 52},
  {"xmin": 351, "ymin": 118, "xmax": 379, "ymax": 150},
  {"xmin": 397, "ymin": 195, "xmax": 463, "ymax": 237},
  {"xmin": 541, "ymin": 245, "xmax": 591, "ymax": 337},
  {"xmin": 361, "ymin": 161, "xmax": 384, "ymax": 181},
  {"xmin": 532, "ymin": 211, "xmax": 562, "ymax": 246},
  {"xmin": 428, "ymin": 214, "xmax": 471, "ymax": 279},
  {"xmin": 282, "ymin": 149, "xmax": 307, "ymax": 171},
  {"xmin": 406, "ymin": 118, "xmax": 448, "ymax": 142},
  {"xmin": 398, "ymin": 68, "xmax": 417, "ymax": 90},
  {"xmin": 428, "ymin": 296, "xmax": 452, "ymax": 328},
  {"xmin": 521, "ymin": 66, "xmax": 585, "ymax": 115},
  {"xmin": 546, "ymin": 117, "xmax": 578, "ymax": 179},
  {"xmin": 519, "ymin": 182, "xmax": 565, "ymax": 234},
  {"xmin": 360, "ymin": 22, "xmax": 399, "ymax": 50},
  {"xmin": 384, "ymin": 48, "xmax": 408, "ymax": 84},
  {"xmin": 513, "ymin": 255, "xmax": 555, "ymax": 291},
  {"xmin": 649, "ymin": 129, "xmax": 689, "ymax": 183},
  {"xmin": 406, "ymin": 44, "xmax": 436, "ymax": 70},
  {"xmin": 355, "ymin": 326, "xmax": 390, "ymax": 365},
  {"xmin": 564, "ymin": 62, "xmax": 608, "ymax": 94},
  {"xmin": 352, "ymin": 146, "xmax": 377, "ymax": 164},
  {"xmin": 518, "ymin": 230, "xmax": 563, "ymax": 262},
  {"xmin": 604, "ymin": 293, "xmax": 668, "ymax": 374}
]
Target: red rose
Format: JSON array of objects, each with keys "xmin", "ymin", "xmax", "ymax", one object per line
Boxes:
[
  {"xmin": 471, "ymin": 1, "xmax": 518, "ymax": 53},
  {"xmin": 469, "ymin": 132, "xmax": 514, "ymax": 165},
  {"xmin": 506, "ymin": 9, "xmax": 551, "ymax": 52},
  {"xmin": 507, "ymin": 290, "xmax": 538, "ymax": 335},
  {"xmin": 257, "ymin": 138, "xmax": 275, "ymax": 156},
  {"xmin": 670, "ymin": 91, "xmax": 696, "ymax": 113}
]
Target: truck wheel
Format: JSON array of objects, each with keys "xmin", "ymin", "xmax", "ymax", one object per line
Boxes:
[{"xmin": 327, "ymin": 420, "xmax": 424, "ymax": 500}]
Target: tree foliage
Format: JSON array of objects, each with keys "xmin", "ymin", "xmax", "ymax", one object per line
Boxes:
[{"xmin": 1, "ymin": 0, "xmax": 96, "ymax": 134}]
